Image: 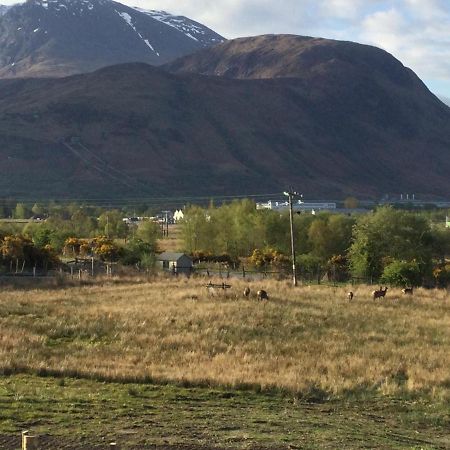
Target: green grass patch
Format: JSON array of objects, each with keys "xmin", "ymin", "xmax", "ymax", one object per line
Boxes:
[{"xmin": 0, "ymin": 374, "xmax": 448, "ymax": 449}]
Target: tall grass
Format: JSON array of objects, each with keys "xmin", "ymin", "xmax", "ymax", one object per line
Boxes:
[{"xmin": 0, "ymin": 278, "xmax": 448, "ymax": 398}]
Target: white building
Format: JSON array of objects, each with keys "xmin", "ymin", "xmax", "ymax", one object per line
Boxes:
[
  {"xmin": 173, "ymin": 209, "xmax": 184, "ymax": 222},
  {"xmin": 256, "ymin": 200, "xmax": 336, "ymax": 212}
]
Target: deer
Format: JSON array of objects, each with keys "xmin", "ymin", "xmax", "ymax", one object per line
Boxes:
[
  {"xmin": 401, "ymin": 287, "xmax": 413, "ymax": 295},
  {"xmin": 243, "ymin": 287, "xmax": 251, "ymax": 298},
  {"xmin": 257, "ymin": 289, "xmax": 269, "ymax": 301},
  {"xmin": 347, "ymin": 291, "xmax": 354, "ymax": 301},
  {"xmin": 372, "ymin": 286, "xmax": 388, "ymax": 300}
]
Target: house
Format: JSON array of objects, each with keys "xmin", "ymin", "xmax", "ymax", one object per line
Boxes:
[
  {"xmin": 157, "ymin": 252, "xmax": 193, "ymax": 275},
  {"xmin": 173, "ymin": 209, "xmax": 184, "ymax": 222}
]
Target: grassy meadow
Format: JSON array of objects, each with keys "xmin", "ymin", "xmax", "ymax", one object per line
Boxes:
[{"xmin": 0, "ymin": 278, "xmax": 449, "ymax": 447}]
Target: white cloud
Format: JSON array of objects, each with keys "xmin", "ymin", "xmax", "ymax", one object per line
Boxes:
[
  {"xmin": 1, "ymin": 0, "xmax": 450, "ymax": 96},
  {"xmin": 133, "ymin": 0, "xmax": 450, "ymax": 96},
  {"xmin": 358, "ymin": 1, "xmax": 450, "ymax": 84}
]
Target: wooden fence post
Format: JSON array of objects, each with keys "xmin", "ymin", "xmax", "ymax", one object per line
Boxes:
[{"xmin": 22, "ymin": 431, "xmax": 39, "ymax": 450}]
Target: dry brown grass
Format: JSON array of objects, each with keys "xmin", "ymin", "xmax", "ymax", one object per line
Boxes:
[
  {"xmin": 0, "ymin": 278, "xmax": 449, "ymax": 398},
  {"xmin": 157, "ymin": 224, "xmax": 184, "ymax": 252}
]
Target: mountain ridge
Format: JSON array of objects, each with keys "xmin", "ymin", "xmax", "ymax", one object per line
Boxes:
[{"xmin": 0, "ymin": 0, "xmax": 225, "ymax": 78}]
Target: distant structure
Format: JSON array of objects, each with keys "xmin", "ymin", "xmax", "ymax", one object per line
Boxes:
[
  {"xmin": 379, "ymin": 195, "xmax": 450, "ymax": 209},
  {"xmin": 157, "ymin": 252, "xmax": 193, "ymax": 275},
  {"xmin": 256, "ymin": 200, "xmax": 336, "ymax": 212},
  {"xmin": 173, "ymin": 209, "xmax": 184, "ymax": 222},
  {"xmin": 122, "ymin": 217, "xmax": 143, "ymax": 225}
]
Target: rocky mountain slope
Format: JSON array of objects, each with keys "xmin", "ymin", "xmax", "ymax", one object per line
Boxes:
[
  {"xmin": 0, "ymin": 0, "xmax": 224, "ymax": 78},
  {"xmin": 165, "ymin": 34, "xmax": 424, "ymax": 84}
]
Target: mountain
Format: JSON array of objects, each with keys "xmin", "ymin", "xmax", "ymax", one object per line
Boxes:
[
  {"xmin": 0, "ymin": 0, "xmax": 224, "ymax": 78},
  {"xmin": 165, "ymin": 34, "xmax": 426, "ymax": 84},
  {"xmin": 0, "ymin": 35, "xmax": 449, "ymax": 200},
  {"xmin": 0, "ymin": 5, "xmax": 10, "ymax": 16}
]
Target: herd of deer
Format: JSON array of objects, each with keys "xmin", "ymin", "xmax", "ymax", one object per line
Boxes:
[
  {"xmin": 243, "ymin": 287, "xmax": 268, "ymax": 301},
  {"xmin": 240, "ymin": 286, "xmax": 414, "ymax": 302},
  {"xmin": 347, "ymin": 286, "xmax": 414, "ymax": 301}
]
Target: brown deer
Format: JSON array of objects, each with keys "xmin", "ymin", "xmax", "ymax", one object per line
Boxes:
[
  {"xmin": 347, "ymin": 291, "xmax": 354, "ymax": 301},
  {"xmin": 372, "ymin": 286, "xmax": 388, "ymax": 300},
  {"xmin": 243, "ymin": 287, "xmax": 251, "ymax": 298},
  {"xmin": 257, "ymin": 289, "xmax": 269, "ymax": 301},
  {"xmin": 401, "ymin": 287, "xmax": 413, "ymax": 295}
]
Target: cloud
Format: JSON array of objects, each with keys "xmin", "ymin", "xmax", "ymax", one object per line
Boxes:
[
  {"xmin": 131, "ymin": 0, "xmax": 450, "ymax": 95},
  {"xmin": 439, "ymin": 96, "xmax": 450, "ymax": 106},
  {"xmin": 2, "ymin": 0, "xmax": 449, "ymax": 95},
  {"xmin": 358, "ymin": 1, "xmax": 450, "ymax": 88}
]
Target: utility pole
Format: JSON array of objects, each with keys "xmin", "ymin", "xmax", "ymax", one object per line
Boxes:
[
  {"xmin": 161, "ymin": 210, "xmax": 170, "ymax": 237},
  {"xmin": 284, "ymin": 189, "xmax": 302, "ymax": 287}
]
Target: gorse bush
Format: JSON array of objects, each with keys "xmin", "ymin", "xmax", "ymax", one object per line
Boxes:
[{"xmin": 0, "ymin": 234, "xmax": 60, "ymax": 272}]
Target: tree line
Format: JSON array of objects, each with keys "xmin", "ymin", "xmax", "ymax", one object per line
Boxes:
[
  {"xmin": 2, "ymin": 199, "xmax": 450, "ymax": 286},
  {"xmin": 180, "ymin": 201, "xmax": 450, "ymax": 287},
  {"xmin": 0, "ymin": 205, "xmax": 161, "ymax": 274}
]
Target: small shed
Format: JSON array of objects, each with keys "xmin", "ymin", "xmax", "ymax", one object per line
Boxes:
[{"xmin": 157, "ymin": 252, "xmax": 193, "ymax": 275}]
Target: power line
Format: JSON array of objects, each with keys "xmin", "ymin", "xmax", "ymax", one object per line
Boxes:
[{"xmin": 0, "ymin": 192, "xmax": 281, "ymax": 206}]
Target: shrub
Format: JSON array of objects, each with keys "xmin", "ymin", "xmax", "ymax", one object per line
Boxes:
[
  {"xmin": 380, "ymin": 260, "xmax": 422, "ymax": 287},
  {"xmin": 433, "ymin": 264, "xmax": 450, "ymax": 288}
]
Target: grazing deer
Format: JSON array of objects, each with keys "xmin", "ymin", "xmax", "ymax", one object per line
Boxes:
[
  {"xmin": 401, "ymin": 287, "xmax": 413, "ymax": 295},
  {"xmin": 372, "ymin": 286, "xmax": 388, "ymax": 300},
  {"xmin": 347, "ymin": 291, "xmax": 354, "ymax": 301},
  {"xmin": 257, "ymin": 289, "xmax": 269, "ymax": 301},
  {"xmin": 243, "ymin": 287, "xmax": 251, "ymax": 298}
]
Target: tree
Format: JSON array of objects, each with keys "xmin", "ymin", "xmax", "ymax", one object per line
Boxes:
[
  {"xmin": 181, "ymin": 205, "xmax": 214, "ymax": 254},
  {"xmin": 327, "ymin": 255, "xmax": 350, "ymax": 282},
  {"xmin": 307, "ymin": 214, "xmax": 354, "ymax": 262},
  {"xmin": 381, "ymin": 260, "xmax": 422, "ymax": 287},
  {"xmin": 70, "ymin": 209, "xmax": 97, "ymax": 237},
  {"xmin": 136, "ymin": 220, "xmax": 160, "ymax": 249},
  {"xmin": 31, "ymin": 226, "xmax": 53, "ymax": 248},
  {"xmin": 348, "ymin": 207, "xmax": 433, "ymax": 281},
  {"xmin": 98, "ymin": 210, "xmax": 128, "ymax": 239},
  {"xmin": 296, "ymin": 254, "xmax": 323, "ymax": 281},
  {"xmin": 13, "ymin": 203, "xmax": 29, "ymax": 220},
  {"xmin": 121, "ymin": 238, "xmax": 156, "ymax": 268}
]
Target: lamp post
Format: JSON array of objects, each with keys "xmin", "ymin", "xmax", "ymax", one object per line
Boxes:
[{"xmin": 283, "ymin": 189, "xmax": 302, "ymax": 286}]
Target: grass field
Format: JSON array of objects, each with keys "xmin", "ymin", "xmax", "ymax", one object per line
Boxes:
[{"xmin": 0, "ymin": 278, "xmax": 448, "ymax": 448}]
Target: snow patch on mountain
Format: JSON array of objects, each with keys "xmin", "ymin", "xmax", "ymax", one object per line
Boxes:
[
  {"xmin": 30, "ymin": 0, "xmax": 100, "ymax": 14},
  {"xmin": 133, "ymin": 7, "xmax": 225, "ymax": 46},
  {"xmin": 0, "ymin": 4, "xmax": 10, "ymax": 15},
  {"xmin": 116, "ymin": 10, "xmax": 159, "ymax": 56}
]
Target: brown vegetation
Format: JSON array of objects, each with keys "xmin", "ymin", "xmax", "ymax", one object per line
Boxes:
[{"xmin": 0, "ymin": 279, "xmax": 448, "ymax": 399}]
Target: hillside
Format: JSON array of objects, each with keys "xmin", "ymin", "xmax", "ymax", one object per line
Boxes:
[
  {"xmin": 0, "ymin": 35, "xmax": 449, "ymax": 200},
  {"xmin": 0, "ymin": 0, "xmax": 224, "ymax": 78},
  {"xmin": 165, "ymin": 35, "xmax": 416, "ymax": 81}
]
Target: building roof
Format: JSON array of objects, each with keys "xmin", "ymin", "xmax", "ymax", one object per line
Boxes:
[{"xmin": 157, "ymin": 252, "xmax": 191, "ymax": 262}]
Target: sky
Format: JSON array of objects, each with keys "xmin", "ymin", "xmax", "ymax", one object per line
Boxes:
[
  {"xmin": 1, "ymin": 0, "xmax": 449, "ymax": 101},
  {"xmin": 125, "ymin": 0, "xmax": 450, "ymax": 102}
]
